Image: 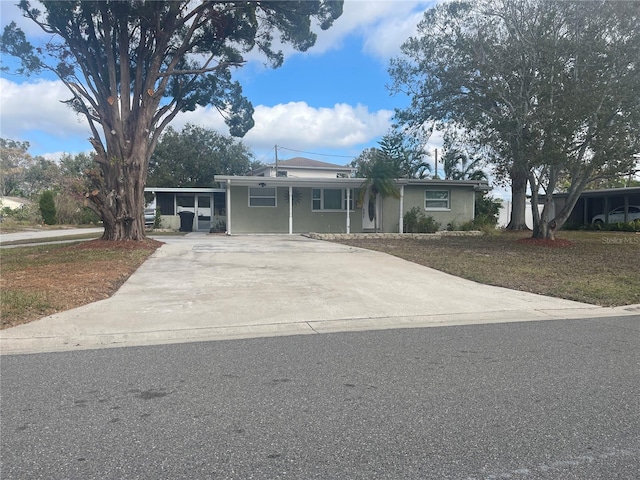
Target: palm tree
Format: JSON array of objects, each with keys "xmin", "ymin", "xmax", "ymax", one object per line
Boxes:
[
  {"xmin": 442, "ymin": 148, "xmax": 487, "ymax": 181},
  {"xmin": 358, "ymin": 149, "xmax": 401, "ymax": 232},
  {"xmin": 378, "ymin": 130, "xmax": 431, "ymax": 179}
]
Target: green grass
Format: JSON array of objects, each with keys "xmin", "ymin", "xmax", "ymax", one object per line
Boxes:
[
  {"xmin": 0, "ymin": 290, "xmax": 54, "ymax": 321},
  {"xmin": 1, "ymin": 242, "xmax": 127, "ymax": 272},
  {"xmin": 334, "ymin": 231, "xmax": 640, "ymax": 307}
]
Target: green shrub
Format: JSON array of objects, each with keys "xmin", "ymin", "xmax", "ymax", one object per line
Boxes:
[
  {"xmin": 53, "ymin": 192, "xmax": 99, "ymax": 224},
  {"xmin": 403, "ymin": 207, "xmax": 421, "ymax": 233},
  {"xmin": 475, "ymin": 193, "xmax": 502, "ymax": 226},
  {"xmin": 403, "ymin": 207, "xmax": 440, "ymax": 233},
  {"xmin": 154, "ymin": 208, "xmax": 162, "ymax": 229},
  {"xmin": 39, "ymin": 191, "xmax": 57, "ymax": 225},
  {"xmin": 417, "ymin": 215, "xmax": 440, "ymax": 233},
  {"xmin": 1, "ymin": 203, "xmax": 41, "ymax": 223},
  {"xmin": 79, "ymin": 207, "xmax": 100, "ymax": 224},
  {"xmin": 210, "ymin": 218, "xmax": 226, "ymax": 233}
]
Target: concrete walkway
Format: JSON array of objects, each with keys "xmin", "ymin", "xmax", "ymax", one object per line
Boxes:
[
  {"xmin": 1, "ymin": 233, "xmax": 638, "ymax": 355},
  {"xmin": 0, "ymin": 227, "xmax": 104, "ymax": 244}
]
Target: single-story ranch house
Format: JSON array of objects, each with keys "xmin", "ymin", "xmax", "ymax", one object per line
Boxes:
[{"xmin": 145, "ymin": 157, "xmax": 489, "ymax": 234}]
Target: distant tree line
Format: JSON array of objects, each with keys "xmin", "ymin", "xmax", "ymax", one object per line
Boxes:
[{"xmin": 1, "ymin": 126, "xmax": 259, "ymax": 225}]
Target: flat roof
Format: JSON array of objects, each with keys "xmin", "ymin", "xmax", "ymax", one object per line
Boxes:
[
  {"xmin": 145, "ymin": 187, "xmax": 225, "ymax": 193},
  {"xmin": 215, "ymin": 175, "xmax": 489, "ymax": 190},
  {"xmin": 539, "ymin": 186, "xmax": 640, "ymax": 199}
]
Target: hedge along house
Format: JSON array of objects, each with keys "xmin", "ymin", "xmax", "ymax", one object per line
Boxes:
[{"xmin": 214, "ymin": 175, "xmax": 489, "ymax": 235}]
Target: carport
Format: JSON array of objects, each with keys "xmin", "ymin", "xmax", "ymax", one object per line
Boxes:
[
  {"xmin": 145, "ymin": 187, "xmax": 226, "ymax": 232},
  {"xmin": 541, "ymin": 187, "xmax": 640, "ymax": 225}
]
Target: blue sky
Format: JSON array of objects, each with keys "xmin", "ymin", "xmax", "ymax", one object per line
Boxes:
[{"xmin": 0, "ymin": 1, "xmax": 444, "ymax": 168}]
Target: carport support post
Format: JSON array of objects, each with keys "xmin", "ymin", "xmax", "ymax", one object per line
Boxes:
[
  {"xmin": 399, "ymin": 185, "xmax": 404, "ymax": 233},
  {"xmin": 226, "ymin": 179, "xmax": 232, "ymax": 235},
  {"xmin": 346, "ymin": 187, "xmax": 351, "ymax": 234},
  {"xmin": 289, "ymin": 186, "xmax": 293, "ymax": 235},
  {"xmin": 624, "ymin": 195, "xmax": 630, "ymax": 222}
]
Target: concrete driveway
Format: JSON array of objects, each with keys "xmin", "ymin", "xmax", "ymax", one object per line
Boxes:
[{"xmin": 1, "ymin": 233, "xmax": 638, "ymax": 354}]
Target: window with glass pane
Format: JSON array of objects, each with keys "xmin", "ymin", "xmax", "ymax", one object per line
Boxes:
[
  {"xmin": 323, "ymin": 189, "xmax": 342, "ymax": 210},
  {"xmin": 249, "ymin": 187, "xmax": 276, "ymax": 207},
  {"xmin": 425, "ymin": 190, "xmax": 450, "ymax": 209},
  {"xmin": 176, "ymin": 195, "xmax": 195, "ymax": 207},
  {"xmin": 312, "ymin": 189, "xmax": 321, "ymax": 210},
  {"xmin": 312, "ymin": 188, "xmax": 355, "ymax": 211}
]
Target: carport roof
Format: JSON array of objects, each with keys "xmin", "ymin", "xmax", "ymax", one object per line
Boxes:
[{"xmin": 537, "ymin": 186, "xmax": 640, "ymax": 200}]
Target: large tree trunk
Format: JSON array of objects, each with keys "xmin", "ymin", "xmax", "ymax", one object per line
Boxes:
[
  {"xmin": 87, "ymin": 140, "xmax": 149, "ymax": 241},
  {"xmin": 531, "ymin": 166, "xmax": 591, "ymax": 240},
  {"xmin": 506, "ymin": 167, "xmax": 529, "ymax": 230},
  {"xmin": 534, "ymin": 186, "xmax": 588, "ymax": 241},
  {"xmin": 532, "ymin": 204, "xmax": 557, "ymax": 240},
  {"xmin": 100, "ymin": 162, "xmax": 146, "ymax": 241}
]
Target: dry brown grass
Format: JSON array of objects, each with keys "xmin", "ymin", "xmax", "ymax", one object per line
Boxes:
[{"xmin": 1, "ymin": 239, "xmax": 162, "ymax": 329}]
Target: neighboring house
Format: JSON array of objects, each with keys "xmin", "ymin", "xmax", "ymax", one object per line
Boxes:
[
  {"xmin": 538, "ymin": 187, "xmax": 640, "ymax": 225},
  {"xmin": 146, "ymin": 157, "xmax": 489, "ymax": 234},
  {"xmin": 0, "ymin": 196, "xmax": 32, "ymax": 211},
  {"xmin": 251, "ymin": 157, "xmax": 355, "ymax": 179}
]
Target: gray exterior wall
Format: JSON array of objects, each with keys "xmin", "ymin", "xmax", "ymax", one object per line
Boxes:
[
  {"xmin": 228, "ymin": 184, "xmax": 477, "ymax": 234},
  {"xmin": 400, "ymin": 185, "xmax": 476, "ymax": 231},
  {"xmin": 228, "ymin": 186, "xmax": 363, "ymax": 234}
]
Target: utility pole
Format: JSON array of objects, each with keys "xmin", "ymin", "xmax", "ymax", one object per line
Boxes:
[
  {"xmin": 434, "ymin": 148, "xmax": 439, "ymax": 179},
  {"xmin": 275, "ymin": 144, "xmax": 279, "ymax": 176}
]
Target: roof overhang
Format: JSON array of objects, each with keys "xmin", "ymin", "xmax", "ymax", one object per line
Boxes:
[
  {"xmin": 215, "ymin": 176, "xmax": 364, "ymax": 188},
  {"xmin": 215, "ymin": 175, "xmax": 490, "ymax": 190},
  {"xmin": 144, "ymin": 187, "xmax": 225, "ymax": 193},
  {"xmin": 539, "ymin": 186, "xmax": 640, "ymax": 200}
]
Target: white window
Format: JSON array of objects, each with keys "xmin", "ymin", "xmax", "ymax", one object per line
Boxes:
[
  {"xmin": 425, "ymin": 190, "xmax": 450, "ymax": 210},
  {"xmin": 249, "ymin": 187, "xmax": 276, "ymax": 207},
  {"xmin": 312, "ymin": 188, "xmax": 354, "ymax": 211}
]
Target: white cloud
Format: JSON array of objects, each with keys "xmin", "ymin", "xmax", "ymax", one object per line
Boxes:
[
  {"xmin": 0, "ymin": 78, "xmax": 90, "ymax": 140},
  {"xmin": 308, "ymin": 0, "xmax": 434, "ymax": 60},
  {"xmin": 174, "ymin": 101, "xmax": 393, "ymax": 152},
  {"xmin": 242, "ymin": 1, "xmax": 433, "ymax": 66},
  {"xmin": 2, "ymin": 79, "xmax": 392, "ymax": 157},
  {"xmin": 249, "ymin": 102, "xmax": 392, "ymax": 149}
]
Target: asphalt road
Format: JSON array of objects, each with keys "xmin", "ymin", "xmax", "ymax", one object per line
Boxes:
[{"xmin": 1, "ymin": 316, "xmax": 639, "ymax": 480}]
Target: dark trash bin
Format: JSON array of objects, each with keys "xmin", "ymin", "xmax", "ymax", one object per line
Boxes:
[{"xmin": 178, "ymin": 211, "xmax": 195, "ymax": 232}]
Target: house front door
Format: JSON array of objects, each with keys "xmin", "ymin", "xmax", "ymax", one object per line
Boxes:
[
  {"xmin": 361, "ymin": 188, "xmax": 381, "ymax": 231},
  {"xmin": 196, "ymin": 194, "xmax": 212, "ymax": 231}
]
